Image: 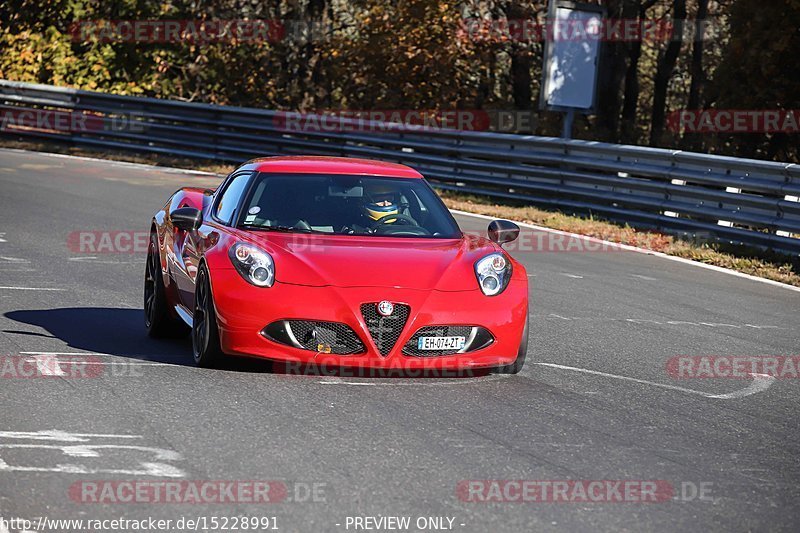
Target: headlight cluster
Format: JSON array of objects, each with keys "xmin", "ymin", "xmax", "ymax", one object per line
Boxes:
[
  {"xmin": 229, "ymin": 242, "xmax": 275, "ymax": 287},
  {"xmin": 475, "ymin": 253, "xmax": 512, "ymax": 296}
]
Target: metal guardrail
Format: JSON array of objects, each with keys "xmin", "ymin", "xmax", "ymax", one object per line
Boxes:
[{"xmin": 1, "ymin": 79, "xmax": 799, "ymax": 253}]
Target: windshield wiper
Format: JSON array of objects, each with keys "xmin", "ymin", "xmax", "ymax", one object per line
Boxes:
[{"xmin": 240, "ymin": 224, "xmax": 317, "ymax": 233}]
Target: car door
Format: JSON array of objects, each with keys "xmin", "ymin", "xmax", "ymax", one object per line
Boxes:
[{"xmin": 176, "ymin": 171, "xmax": 253, "ymax": 309}]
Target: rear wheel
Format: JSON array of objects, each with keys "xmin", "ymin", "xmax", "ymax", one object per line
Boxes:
[
  {"xmin": 144, "ymin": 233, "xmax": 188, "ymax": 338},
  {"xmin": 495, "ymin": 316, "xmax": 528, "ymax": 374},
  {"xmin": 192, "ymin": 265, "xmax": 225, "ymax": 368}
]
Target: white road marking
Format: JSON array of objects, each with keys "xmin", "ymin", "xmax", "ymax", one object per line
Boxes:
[
  {"xmin": 0, "ymin": 147, "xmax": 221, "ymax": 176},
  {"xmin": 541, "ymin": 315, "xmax": 781, "ymax": 330},
  {"xmin": 561, "ymin": 273, "xmax": 584, "ymax": 279},
  {"xmin": 318, "ymin": 374, "xmax": 511, "ymax": 386},
  {"xmin": 0, "ymin": 430, "xmax": 141, "ymax": 442},
  {"xmin": 0, "ymin": 286, "xmax": 66, "ymax": 291},
  {"xmin": 451, "ymin": 209, "xmax": 800, "ymax": 294},
  {"xmin": 19, "ymin": 352, "xmax": 173, "ymax": 366},
  {"xmin": 712, "ymin": 375, "xmax": 776, "ymax": 399},
  {"xmin": 33, "ymin": 355, "xmax": 65, "ymax": 376},
  {"xmin": 533, "ymin": 363, "xmax": 775, "ymax": 399},
  {"xmin": 0, "ymin": 444, "xmax": 181, "ymax": 460},
  {"xmin": 21, "ymin": 351, "xmax": 105, "ymax": 355},
  {"xmin": 0, "ymin": 457, "xmax": 183, "ymax": 477},
  {"xmin": 0, "ymin": 233, "xmax": 6, "ymax": 243},
  {"xmin": 319, "ymin": 381, "xmax": 375, "ymax": 386},
  {"xmin": 632, "ymin": 274, "xmax": 657, "ymax": 281},
  {"xmin": 0, "ymin": 431, "xmax": 186, "ymax": 477},
  {"xmin": 18, "ymin": 163, "xmax": 60, "ymax": 170},
  {"xmin": 25, "ymin": 359, "xmax": 170, "ymax": 367},
  {"xmin": 68, "ymin": 256, "xmax": 140, "ymax": 264},
  {"xmin": 0, "ymin": 256, "xmax": 28, "ymax": 263}
]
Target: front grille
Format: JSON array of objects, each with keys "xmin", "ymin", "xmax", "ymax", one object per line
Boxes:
[
  {"xmin": 262, "ymin": 320, "xmax": 365, "ymax": 355},
  {"xmin": 403, "ymin": 325, "xmax": 494, "ymax": 357},
  {"xmin": 360, "ymin": 303, "xmax": 410, "ymax": 356}
]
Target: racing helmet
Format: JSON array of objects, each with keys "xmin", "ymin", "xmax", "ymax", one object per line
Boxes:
[{"xmin": 363, "ymin": 184, "xmax": 399, "ymax": 223}]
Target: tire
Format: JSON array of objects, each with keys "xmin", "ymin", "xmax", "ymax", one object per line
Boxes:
[
  {"xmin": 495, "ymin": 315, "xmax": 528, "ymax": 374},
  {"xmin": 144, "ymin": 233, "xmax": 189, "ymax": 338},
  {"xmin": 192, "ymin": 265, "xmax": 225, "ymax": 368}
]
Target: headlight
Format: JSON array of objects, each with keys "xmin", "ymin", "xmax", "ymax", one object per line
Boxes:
[
  {"xmin": 475, "ymin": 253, "xmax": 512, "ymax": 296},
  {"xmin": 229, "ymin": 242, "xmax": 275, "ymax": 287}
]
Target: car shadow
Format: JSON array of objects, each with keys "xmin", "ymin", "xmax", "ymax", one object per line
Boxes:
[
  {"xmin": 3, "ymin": 307, "xmax": 271, "ymax": 372},
  {"xmin": 4, "ymin": 307, "xmax": 493, "ymax": 378}
]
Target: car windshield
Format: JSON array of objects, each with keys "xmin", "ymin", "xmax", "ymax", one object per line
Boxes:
[{"xmin": 237, "ymin": 173, "xmax": 462, "ymax": 238}]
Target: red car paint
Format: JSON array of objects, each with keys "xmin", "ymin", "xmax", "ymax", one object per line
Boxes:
[{"xmin": 151, "ymin": 157, "xmax": 528, "ymax": 370}]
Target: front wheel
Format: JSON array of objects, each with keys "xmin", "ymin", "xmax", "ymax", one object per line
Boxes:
[
  {"xmin": 144, "ymin": 233, "xmax": 188, "ymax": 338},
  {"xmin": 192, "ymin": 266, "xmax": 225, "ymax": 368},
  {"xmin": 495, "ymin": 315, "xmax": 528, "ymax": 374}
]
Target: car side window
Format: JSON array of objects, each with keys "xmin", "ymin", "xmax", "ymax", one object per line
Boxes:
[{"xmin": 214, "ymin": 172, "xmax": 252, "ymax": 225}]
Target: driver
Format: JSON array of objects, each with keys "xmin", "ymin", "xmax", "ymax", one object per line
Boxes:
[{"xmin": 362, "ymin": 183, "xmax": 401, "ymax": 224}]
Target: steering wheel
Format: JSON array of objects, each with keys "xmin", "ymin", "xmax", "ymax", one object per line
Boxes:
[{"xmin": 370, "ymin": 213, "xmax": 419, "ymax": 229}]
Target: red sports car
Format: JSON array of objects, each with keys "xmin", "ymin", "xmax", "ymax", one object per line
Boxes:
[{"xmin": 144, "ymin": 157, "xmax": 529, "ymax": 374}]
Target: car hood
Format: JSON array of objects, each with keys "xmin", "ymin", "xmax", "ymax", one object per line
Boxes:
[{"xmin": 239, "ymin": 232, "xmax": 500, "ymax": 291}]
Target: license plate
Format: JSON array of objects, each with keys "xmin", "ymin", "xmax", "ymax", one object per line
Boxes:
[{"xmin": 417, "ymin": 336, "xmax": 466, "ymax": 351}]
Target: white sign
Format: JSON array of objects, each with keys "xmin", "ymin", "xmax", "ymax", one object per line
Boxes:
[{"xmin": 541, "ymin": 4, "xmax": 603, "ymax": 111}]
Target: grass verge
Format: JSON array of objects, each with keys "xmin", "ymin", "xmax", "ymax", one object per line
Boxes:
[
  {"xmin": 439, "ymin": 191, "xmax": 800, "ymax": 287},
  {"xmin": 2, "ymin": 136, "xmax": 799, "ymax": 288}
]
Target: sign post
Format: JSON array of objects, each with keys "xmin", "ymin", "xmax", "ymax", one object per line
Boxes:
[{"xmin": 540, "ymin": 1, "xmax": 606, "ymax": 139}]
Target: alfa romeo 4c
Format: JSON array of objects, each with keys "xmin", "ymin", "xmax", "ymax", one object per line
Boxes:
[{"xmin": 144, "ymin": 157, "xmax": 529, "ymax": 373}]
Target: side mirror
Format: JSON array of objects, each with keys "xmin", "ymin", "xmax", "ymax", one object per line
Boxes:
[
  {"xmin": 488, "ymin": 219, "xmax": 520, "ymax": 245},
  {"xmin": 170, "ymin": 207, "xmax": 202, "ymax": 231}
]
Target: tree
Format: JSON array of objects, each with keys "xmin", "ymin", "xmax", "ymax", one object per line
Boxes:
[
  {"xmin": 649, "ymin": 0, "xmax": 686, "ymax": 146},
  {"xmin": 711, "ymin": 0, "xmax": 800, "ymax": 161}
]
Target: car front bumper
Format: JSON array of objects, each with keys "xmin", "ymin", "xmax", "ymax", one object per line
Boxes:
[{"xmin": 209, "ymin": 268, "xmax": 528, "ymax": 371}]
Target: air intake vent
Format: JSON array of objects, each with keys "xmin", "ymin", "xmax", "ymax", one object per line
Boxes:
[
  {"xmin": 360, "ymin": 303, "xmax": 410, "ymax": 356},
  {"xmin": 262, "ymin": 320, "xmax": 365, "ymax": 355}
]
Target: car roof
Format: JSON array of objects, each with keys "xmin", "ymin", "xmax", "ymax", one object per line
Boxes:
[{"xmin": 237, "ymin": 156, "xmax": 423, "ymax": 179}]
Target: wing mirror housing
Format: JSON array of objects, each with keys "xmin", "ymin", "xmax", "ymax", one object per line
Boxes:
[
  {"xmin": 170, "ymin": 207, "xmax": 202, "ymax": 231},
  {"xmin": 488, "ymin": 219, "xmax": 520, "ymax": 246}
]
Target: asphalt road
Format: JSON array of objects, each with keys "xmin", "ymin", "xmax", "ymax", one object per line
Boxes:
[{"xmin": 0, "ymin": 148, "xmax": 798, "ymax": 533}]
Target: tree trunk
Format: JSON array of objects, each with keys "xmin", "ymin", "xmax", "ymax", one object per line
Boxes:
[
  {"xmin": 503, "ymin": 3, "xmax": 534, "ymax": 110},
  {"xmin": 649, "ymin": 0, "xmax": 686, "ymax": 146},
  {"xmin": 621, "ymin": 0, "xmax": 659, "ymax": 144},
  {"xmin": 682, "ymin": 0, "xmax": 710, "ymax": 150},
  {"xmin": 596, "ymin": 0, "xmax": 639, "ymax": 142},
  {"xmin": 620, "ymin": 34, "xmax": 643, "ymax": 144}
]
